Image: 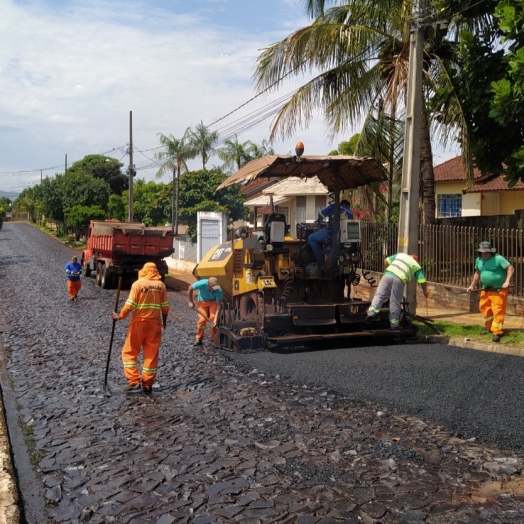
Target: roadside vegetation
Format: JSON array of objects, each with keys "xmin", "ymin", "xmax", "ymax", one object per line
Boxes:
[{"xmin": 414, "ymin": 319, "xmax": 524, "ymax": 349}]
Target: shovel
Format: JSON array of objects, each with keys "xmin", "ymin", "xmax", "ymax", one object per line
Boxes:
[
  {"xmin": 192, "ymin": 305, "xmax": 214, "ymax": 325},
  {"xmin": 103, "ymin": 277, "xmax": 122, "ymax": 397}
]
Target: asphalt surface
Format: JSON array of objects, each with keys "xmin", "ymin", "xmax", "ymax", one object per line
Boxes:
[
  {"xmin": 226, "ymin": 342, "xmax": 524, "ymax": 452},
  {"xmin": 1, "ymin": 222, "xmax": 524, "ymax": 523}
]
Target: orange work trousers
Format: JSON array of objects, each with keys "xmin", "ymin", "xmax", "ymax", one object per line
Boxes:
[
  {"xmin": 195, "ymin": 300, "xmax": 218, "ymax": 342},
  {"xmin": 479, "ymin": 288, "xmax": 508, "ymax": 335},
  {"xmin": 122, "ymin": 320, "xmax": 162, "ymax": 387},
  {"xmin": 67, "ymin": 280, "xmax": 81, "ymax": 300}
]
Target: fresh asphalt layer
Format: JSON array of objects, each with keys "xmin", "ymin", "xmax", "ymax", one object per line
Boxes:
[{"xmin": 226, "ymin": 339, "xmax": 524, "ymax": 453}]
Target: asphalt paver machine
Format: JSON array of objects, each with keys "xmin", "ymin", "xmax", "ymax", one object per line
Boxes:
[{"xmin": 194, "ymin": 146, "xmax": 417, "ymax": 351}]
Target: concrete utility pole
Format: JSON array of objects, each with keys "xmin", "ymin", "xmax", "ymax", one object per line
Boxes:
[
  {"xmin": 128, "ymin": 111, "xmax": 134, "ymax": 223},
  {"xmin": 397, "ymin": 0, "xmax": 425, "ymax": 311}
]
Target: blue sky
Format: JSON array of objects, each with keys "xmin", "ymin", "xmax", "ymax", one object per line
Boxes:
[{"xmin": 0, "ymin": 0, "xmax": 458, "ymax": 193}]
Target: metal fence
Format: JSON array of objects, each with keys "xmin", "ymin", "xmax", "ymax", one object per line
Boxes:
[{"xmin": 359, "ymin": 222, "xmax": 524, "ymax": 297}]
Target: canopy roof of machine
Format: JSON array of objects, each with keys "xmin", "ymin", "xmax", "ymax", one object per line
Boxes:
[{"xmin": 216, "ymin": 154, "xmax": 387, "ymax": 192}]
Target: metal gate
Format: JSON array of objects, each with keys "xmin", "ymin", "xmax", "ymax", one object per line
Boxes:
[{"xmin": 200, "ymin": 219, "xmax": 220, "ymax": 262}]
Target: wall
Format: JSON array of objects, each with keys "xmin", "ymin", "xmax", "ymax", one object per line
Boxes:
[
  {"xmin": 352, "ymin": 269, "xmax": 524, "ymax": 316},
  {"xmin": 500, "ymin": 191, "xmax": 524, "ymax": 215}
]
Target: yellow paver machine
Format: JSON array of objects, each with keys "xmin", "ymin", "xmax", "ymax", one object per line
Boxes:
[{"xmin": 194, "ymin": 145, "xmax": 417, "ymax": 351}]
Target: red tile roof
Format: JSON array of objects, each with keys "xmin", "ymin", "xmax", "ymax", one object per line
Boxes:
[{"xmin": 434, "ymin": 156, "xmax": 524, "ymax": 192}]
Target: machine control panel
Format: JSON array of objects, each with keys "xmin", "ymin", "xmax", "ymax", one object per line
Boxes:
[{"xmin": 258, "ymin": 276, "xmax": 278, "ymax": 289}]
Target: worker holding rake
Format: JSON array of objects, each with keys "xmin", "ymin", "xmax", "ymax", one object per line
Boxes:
[{"xmin": 112, "ymin": 262, "xmax": 169, "ymax": 393}]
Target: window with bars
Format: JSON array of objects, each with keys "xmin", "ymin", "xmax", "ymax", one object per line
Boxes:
[{"xmin": 437, "ymin": 194, "xmax": 462, "ymax": 217}]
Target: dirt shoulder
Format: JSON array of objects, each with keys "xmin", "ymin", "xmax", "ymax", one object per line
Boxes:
[{"xmin": 164, "ymin": 269, "xmax": 196, "ymax": 293}]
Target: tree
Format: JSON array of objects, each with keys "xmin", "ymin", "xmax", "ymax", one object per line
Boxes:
[
  {"xmin": 64, "ymin": 205, "xmax": 106, "ymax": 241},
  {"xmin": 187, "ymin": 121, "xmax": 219, "ymax": 170},
  {"xmin": 444, "ymin": 0, "xmax": 524, "ymax": 184},
  {"xmin": 132, "ymin": 180, "xmax": 172, "ymax": 226},
  {"xmin": 61, "ymin": 172, "xmax": 109, "ymax": 211},
  {"xmin": 13, "ymin": 187, "xmax": 43, "ymax": 223},
  {"xmin": 66, "ymin": 154, "xmax": 128, "ymax": 195},
  {"xmin": 154, "ymin": 132, "xmax": 195, "ymax": 234},
  {"xmin": 252, "ymin": 0, "xmax": 472, "ymax": 224},
  {"xmin": 178, "ymin": 168, "xmax": 246, "ymax": 241},
  {"xmin": 217, "ymin": 135, "xmax": 256, "ymax": 172}
]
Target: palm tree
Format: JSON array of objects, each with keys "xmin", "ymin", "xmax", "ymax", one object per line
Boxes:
[
  {"xmin": 217, "ymin": 137, "xmax": 276, "ymax": 172},
  {"xmin": 187, "ymin": 121, "xmax": 219, "ymax": 170},
  {"xmin": 217, "ymin": 136, "xmax": 255, "ymax": 172},
  {"xmin": 252, "ymin": 0, "xmax": 471, "ymax": 224},
  {"xmin": 154, "ymin": 132, "xmax": 195, "ymax": 235}
]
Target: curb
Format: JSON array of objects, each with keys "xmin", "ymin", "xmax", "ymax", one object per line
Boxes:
[{"xmin": 422, "ymin": 335, "xmax": 524, "ymax": 357}]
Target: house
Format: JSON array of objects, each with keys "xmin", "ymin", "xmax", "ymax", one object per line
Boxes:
[
  {"xmin": 434, "ymin": 156, "xmax": 524, "ymax": 217},
  {"xmin": 242, "ymin": 176, "xmax": 331, "ymax": 236}
]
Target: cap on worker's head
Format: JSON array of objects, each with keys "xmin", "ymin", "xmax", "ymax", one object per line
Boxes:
[
  {"xmin": 72, "ymin": 255, "xmax": 78, "ymax": 261},
  {"xmin": 340, "ymin": 199, "xmax": 350, "ymax": 207},
  {"xmin": 411, "ymin": 254, "xmax": 419, "ymax": 262},
  {"xmin": 208, "ymin": 277, "xmax": 220, "ymax": 291},
  {"xmin": 477, "ymin": 241, "xmax": 496, "ymax": 253}
]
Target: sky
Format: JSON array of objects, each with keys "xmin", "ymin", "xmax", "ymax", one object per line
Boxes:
[{"xmin": 0, "ymin": 0, "xmax": 459, "ymax": 195}]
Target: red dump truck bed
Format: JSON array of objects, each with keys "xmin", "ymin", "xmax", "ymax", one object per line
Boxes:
[
  {"xmin": 82, "ymin": 221, "xmax": 175, "ymax": 288},
  {"xmin": 89, "ymin": 221, "xmax": 174, "ymax": 258}
]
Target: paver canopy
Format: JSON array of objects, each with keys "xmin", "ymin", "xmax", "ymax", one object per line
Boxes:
[{"xmin": 216, "ymin": 154, "xmax": 387, "ymax": 192}]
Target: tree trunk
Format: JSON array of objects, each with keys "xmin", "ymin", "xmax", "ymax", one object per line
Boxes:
[
  {"xmin": 420, "ymin": 108, "xmax": 436, "ymax": 225},
  {"xmin": 175, "ymin": 166, "xmax": 180, "ymax": 236}
]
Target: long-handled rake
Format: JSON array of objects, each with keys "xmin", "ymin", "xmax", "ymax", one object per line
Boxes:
[{"xmin": 103, "ymin": 277, "xmax": 122, "ymax": 397}]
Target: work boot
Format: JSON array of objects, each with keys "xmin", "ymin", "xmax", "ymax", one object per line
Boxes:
[
  {"xmin": 194, "ymin": 339, "xmax": 203, "ymax": 346},
  {"xmin": 142, "ymin": 385, "xmax": 153, "ymax": 394},
  {"xmin": 480, "ymin": 329, "xmax": 490, "ymax": 335},
  {"xmin": 492, "ymin": 334, "xmax": 501, "ymax": 343},
  {"xmin": 123, "ymin": 383, "xmax": 141, "ymax": 392}
]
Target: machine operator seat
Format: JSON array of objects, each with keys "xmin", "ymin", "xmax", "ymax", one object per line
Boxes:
[{"xmin": 263, "ymin": 213, "xmax": 287, "ymax": 250}]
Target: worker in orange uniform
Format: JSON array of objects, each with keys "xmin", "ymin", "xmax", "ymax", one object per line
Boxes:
[
  {"xmin": 112, "ymin": 262, "xmax": 169, "ymax": 393},
  {"xmin": 188, "ymin": 277, "xmax": 222, "ymax": 346},
  {"xmin": 65, "ymin": 255, "xmax": 83, "ymax": 301},
  {"xmin": 467, "ymin": 241, "xmax": 514, "ymax": 343}
]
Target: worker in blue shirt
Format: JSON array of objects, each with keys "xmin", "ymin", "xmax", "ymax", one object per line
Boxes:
[
  {"xmin": 188, "ymin": 277, "xmax": 223, "ymax": 346},
  {"xmin": 65, "ymin": 255, "xmax": 83, "ymax": 301},
  {"xmin": 308, "ymin": 199, "xmax": 353, "ymax": 267}
]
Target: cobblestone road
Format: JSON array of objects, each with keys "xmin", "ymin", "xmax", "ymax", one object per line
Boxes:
[{"xmin": 1, "ymin": 222, "xmax": 524, "ymax": 523}]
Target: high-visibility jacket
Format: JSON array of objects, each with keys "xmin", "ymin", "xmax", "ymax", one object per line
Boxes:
[
  {"xmin": 119, "ymin": 263, "xmax": 169, "ymax": 324},
  {"xmin": 384, "ymin": 253, "xmax": 426, "ymax": 285}
]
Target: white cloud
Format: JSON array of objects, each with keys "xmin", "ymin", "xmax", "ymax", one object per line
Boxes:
[{"xmin": 2, "ymin": 0, "xmax": 445, "ymax": 193}]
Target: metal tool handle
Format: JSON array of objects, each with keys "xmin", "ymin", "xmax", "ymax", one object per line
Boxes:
[{"xmin": 104, "ymin": 277, "xmax": 122, "ymax": 394}]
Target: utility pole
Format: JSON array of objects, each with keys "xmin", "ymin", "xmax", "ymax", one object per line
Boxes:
[
  {"xmin": 397, "ymin": 0, "xmax": 425, "ymax": 311},
  {"xmin": 65, "ymin": 154, "xmax": 68, "ymax": 174},
  {"xmin": 128, "ymin": 111, "xmax": 134, "ymax": 223}
]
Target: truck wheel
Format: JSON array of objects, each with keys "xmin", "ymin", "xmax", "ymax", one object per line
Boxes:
[
  {"xmin": 101, "ymin": 267, "xmax": 112, "ymax": 289},
  {"xmin": 82, "ymin": 263, "xmax": 91, "ymax": 278},
  {"xmin": 96, "ymin": 262, "xmax": 103, "ymax": 286}
]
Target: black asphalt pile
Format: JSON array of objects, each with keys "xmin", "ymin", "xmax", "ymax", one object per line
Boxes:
[{"xmin": 0, "ymin": 222, "xmax": 524, "ymax": 523}]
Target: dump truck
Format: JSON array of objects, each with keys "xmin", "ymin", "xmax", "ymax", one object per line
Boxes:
[
  {"xmin": 82, "ymin": 220, "xmax": 175, "ymax": 288},
  {"xmin": 193, "ymin": 150, "xmax": 418, "ymax": 351}
]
